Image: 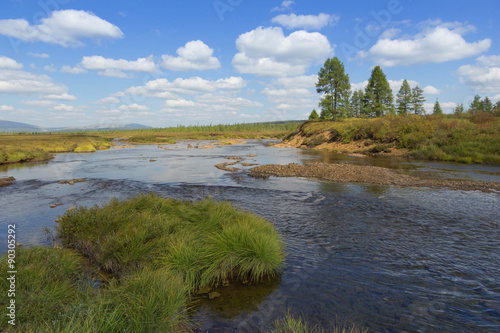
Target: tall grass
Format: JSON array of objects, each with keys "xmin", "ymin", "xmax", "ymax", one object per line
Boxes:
[
  {"xmin": 1, "ymin": 194, "xmax": 285, "ymax": 332},
  {"xmin": 57, "ymin": 193, "xmax": 285, "ymax": 290}
]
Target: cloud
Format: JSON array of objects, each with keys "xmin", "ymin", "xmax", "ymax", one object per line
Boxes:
[
  {"xmin": 0, "ymin": 9, "xmax": 123, "ymax": 47},
  {"xmin": 195, "ymin": 93, "xmax": 262, "ymax": 111},
  {"xmin": 0, "ymin": 105, "xmax": 14, "ymax": 111},
  {"xmin": 27, "ymin": 52, "xmax": 49, "ymax": 58},
  {"xmin": 0, "ymin": 69, "xmax": 67, "ymax": 95},
  {"xmin": 422, "ymin": 85, "xmax": 441, "ymax": 95},
  {"xmin": 477, "ymin": 55, "xmax": 500, "ymax": 67},
  {"xmin": 81, "ymin": 55, "xmax": 156, "ymax": 77},
  {"xmin": 20, "ymin": 99, "xmax": 76, "ymax": 112},
  {"xmin": 272, "ymin": 1, "xmax": 295, "ymax": 12},
  {"xmin": 45, "ymin": 93, "xmax": 77, "ymax": 101},
  {"xmin": 60, "ymin": 65, "xmax": 87, "ymax": 74},
  {"xmin": 232, "ymin": 26, "xmax": 333, "ymax": 77},
  {"xmin": 123, "ymin": 76, "xmax": 245, "ymax": 99},
  {"xmin": 457, "ymin": 55, "xmax": 500, "ymax": 93},
  {"xmin": 272, "ymin": 75, "xmax": 318, "ymax": 91},
  {"xmin": 95, "ymin": 96, "xmax": 120, "ymax": 104},
  {"xmin": 44, "ymin": 64, "xmax": 57, "ymax": 72},
  {"xmin": 358, "ymin": 21, "xmax": 491, "ymax": 66},
  {"xmin": 161, "ymin": 40, "xmax": 220, "ymax": 71},
  {"xmin": 118, "ymin": 103, "xmax": 150, "ymax": 111},
  {"xmin": 0, "ymin": 56, "xmax": 23, "ymax": 69},
  {"xmin": 424, "ymin": 101, "xmax": 457, "ymax": 113},
  {"xmin": 271, "ymin": 13, "xmax": 339, "ymax": 30}
]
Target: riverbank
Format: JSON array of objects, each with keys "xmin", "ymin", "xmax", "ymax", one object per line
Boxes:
[
  {"xmin": 250, "ymin": 162, "xmax": 500, "ymax": 193},
  {"xmin": 0, "ymin": 121, "xmax": 297, "ymax": 165},
  {"xmin": 277, "ymin": 115, "xmax": 500, "ymax": 164},
  {"xmin": 0, "ymin": 133, "xmax": 112, "ymax": 165}
]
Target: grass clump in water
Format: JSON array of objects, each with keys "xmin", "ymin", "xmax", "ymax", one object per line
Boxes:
[
  {"xmin": 1, "ymin": 193, "xmax": 285, "ymax": 332},
  {"xmin": 58, "ymin": 193, "xmax": 285, "ymax": 290},
  {"xmin": 268, "ymin": 312, "xmax": 368, "ymax": 333}
]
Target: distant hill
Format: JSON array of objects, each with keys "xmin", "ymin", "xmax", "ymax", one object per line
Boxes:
[
  {"xmin": 0, "ymin": 120, "xmax": 42, "ymax": 132},
  {"xmin": 0, "ymin": 120, "xmax": 151, "ymax": 133}
]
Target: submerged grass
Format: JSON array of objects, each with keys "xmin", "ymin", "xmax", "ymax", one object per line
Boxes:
[
  {"xmin": 268, "ymin": 312, "xmax": 368, "ymax": 333},
  {"xmin": 286, "ymin": 114, "xmax": 500, "ymax": 164},
  {"xmin": 0, "ymin": 193, "xmax": 285, "ymax": 332}
]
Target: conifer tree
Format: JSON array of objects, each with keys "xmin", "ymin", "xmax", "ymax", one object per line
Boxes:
[
  {"xmin": 454, "ymin": 104, "xmax": 465, "ymax": 115},
  {"xmin": 410, "ymin": 86, "xmax": 425, "ymax": 115},
  {"xmin": 396, "ymin": 79, "xmax": 412, "ymax": 115},
  {"xmin": 432, "ymin": 99, "xmax": 443, "ymax": 115},
  {"xmin": 482, "ymin": 96, "xmax": 493, "ymax": 113},
  {"xmin": 350, "ymin": 89, "xmax": 365, "ymax": 117},
  {"xmin": 469, "ymin": 94, "xmax": 483, "ymax": 113},
  {"xmin": 316, "ymin": 57, "xmax": 351, "ymax": 119},
  {"xmin": 363, "ymin": 65, "xmax": 394, "ymax": 117},
  {"xmin": 309, "ymin": 109, "xmax": 319, "ymax": 120}
]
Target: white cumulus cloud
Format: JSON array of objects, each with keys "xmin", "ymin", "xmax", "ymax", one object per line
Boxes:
[
  {"xmin": 123, "ymin": 76, "xmax": 245, "ymax": 99},
  {"xmin": 0, "ymin": 69, "xmax": 68, "ymax": 95},
  {"xmin": 60, "ymin": 65, "xmax": 87, "ymax": 74},
  {"xmin": 271, "ymin": 13, "xmax": 339, "ymax": 30},
  {"xmin": 118, "ymin": 104, "xmax": 150, "ymax": 111},
  {"xmin": 458, "ymin": 55, "xmax": 500, "ymax": 93},
  {"xmin": 0, "ymin": 105, "xmax": 14, "ymax": 111},
  {"xmin": 45, "ymin": 93, "xmax": 77, "ymax": 101},
  {"xmin": 358, "ymin": 21, "xmax": 491, "ymax": 66},
  {"xmin": 27, "ymin": 52, "xmax": 50, "ymax": 59},
  {"xmin": 81, "ymin": 55, "xmax": 156, "ymax": 77},
  {"xmin": 0, "ymin": 56, "xmax": 23, "ymax": 69},
  {"xmin": 232, "ymin": 26, "xmax": 333, "ymax": 77},
  {"xmin": 161, "ymin": 40, "xmax": 220, "ymax": 71},
  {"xmin": 0, "ymin": 9, "xmax": 123, "ymax": 47}
]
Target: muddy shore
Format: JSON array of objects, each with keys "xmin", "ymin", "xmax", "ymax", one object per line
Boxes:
[{"xmin": 249, "ymin": 162, "xmax": 500, "ymax": 193}]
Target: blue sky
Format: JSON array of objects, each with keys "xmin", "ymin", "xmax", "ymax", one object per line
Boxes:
[{"xmin": 0, "ymin": 0, "xmax": 499, "ymax": 127}]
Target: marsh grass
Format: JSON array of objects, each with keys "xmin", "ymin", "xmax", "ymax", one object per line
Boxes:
[
  {"xmin": 0, "ymin": 134, "xmax": 111, "ymax": 164},
  {"xmin": 57, "ymin": 193, "xmax": 285, "ymax": 290},
  {"xmin": 1, "ymin": 194, "xmax": 285, "ymax": 332},
  {"xmin": 269, "ymin": 312, "xmax": 368, "ymax": 333},
  {"xmin": 290, "ymin": 115, "xmax": 500, "ymax": 164}
]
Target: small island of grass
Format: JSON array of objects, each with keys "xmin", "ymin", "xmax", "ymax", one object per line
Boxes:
[{"xmin": 0, "ymin": 193, "xmax": 285, "ymax": 332}]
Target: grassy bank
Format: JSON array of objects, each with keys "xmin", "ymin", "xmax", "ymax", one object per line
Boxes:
[
  {"xmin": 282, "ymin": 114, "xmax": 500, "ymax": 164},
  {"xmin": 0, "ymin": 121, "xmax": 301, "ymax": 164},
  {"xmin": 1, "ymin": 193, "xmax": 285, "ymax": 332},
  {"xmin": 110, "ymin": 121, "xmax": 301, "ymax": 143},
  {"xmin": 0, "ymin": 133, "xmax": 111, "ymax": 165}
]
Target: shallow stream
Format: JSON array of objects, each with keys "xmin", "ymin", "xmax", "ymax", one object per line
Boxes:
[{"xmin": 1, "ymin": 140, "xmax": 499, "ymax": 332}]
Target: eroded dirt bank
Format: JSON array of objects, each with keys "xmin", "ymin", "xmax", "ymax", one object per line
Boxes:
[{"xmin": 249, "ymin": 162, "xmax": 500, "ymax": 193}]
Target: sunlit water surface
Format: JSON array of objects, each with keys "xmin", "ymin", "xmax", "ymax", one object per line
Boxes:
[{"xmin": 1, "ymin": 140, "xmax": 499, "ymax": 332}]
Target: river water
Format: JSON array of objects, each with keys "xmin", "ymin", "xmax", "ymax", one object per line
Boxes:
[{"xmin": 1, "ymin": 140, "xmax": 499, "ymax": 332}]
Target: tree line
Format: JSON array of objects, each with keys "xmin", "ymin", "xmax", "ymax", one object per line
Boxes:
[{"xmin": 310, "ymin": 57, "xmax": 500, "ymax": 120}]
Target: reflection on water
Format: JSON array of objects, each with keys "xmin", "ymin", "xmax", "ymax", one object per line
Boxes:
[{"xmin": 1, "ymin": 140, "xmax": 499, "ymax": 332}]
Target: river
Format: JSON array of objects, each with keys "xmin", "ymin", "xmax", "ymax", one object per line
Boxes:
[{"xmin": 1, "ymin": 140, "xmax": 499, "ymax": 332}]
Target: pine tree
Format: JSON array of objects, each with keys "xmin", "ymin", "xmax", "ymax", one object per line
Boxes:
[
  {"xmin": 410, "ymin": 86, "xmax": 425, "ymax": 115},
  {"xmin": 350, "ymin": 89, "xmax": 365, "ymax": 117},
  {"xmin": 309, "ymin": 109, "xmax": 319, "ymax": 120},
  {"xmin": 363, "ymin": 65, "xmax": 394, "ymax": 117},
  {"xmin": 483, "ymin": 97, "xmax": 493, "ymax": 113},
  {"xmin": 454, "ymin": 104, "xmax": 465, "ymax": 116},
  {"xmin": 316, "ymin": 57, "xmax": 351, "ymax": 120},
  {"xmin": 432, "ymin": 99, "xmax": 443, "ymax": 115},
  {"xmin": 469, "ymin": 94, "xmax": 483, "ymax": 113},
  {"xmin": 494, "ymin": 100, "xmax": 500, "ymax": 116},
  {"xmin": 396, "ymin": 79, "xmax": 412, "ymax": 115}
]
